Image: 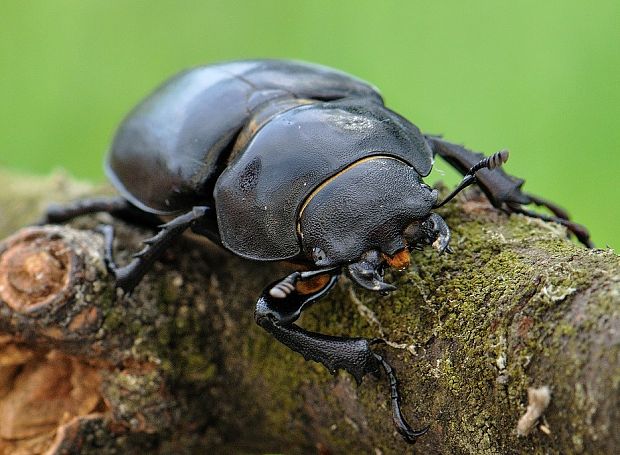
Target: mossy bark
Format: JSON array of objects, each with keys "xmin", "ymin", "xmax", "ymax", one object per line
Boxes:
[{"xmin": 0, "ymin": 169, "xmax": 618, "ymax": 454}]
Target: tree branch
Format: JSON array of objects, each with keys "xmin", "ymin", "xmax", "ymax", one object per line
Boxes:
[{"xmin": 0, "ymin": 169, "xmax": 618, "ymax": 454}]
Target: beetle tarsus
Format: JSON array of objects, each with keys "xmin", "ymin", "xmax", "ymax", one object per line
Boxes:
[
  {"xmin": 372, "ymin": 351, "xmax": 430, "ymax": 443},
  {"xmin": 507, "ymin": 204, "xmax": 594, "ymax": 248},
  {"xmin": 524, "ymin": 193, "xmax": 571, "ymax": 221}
]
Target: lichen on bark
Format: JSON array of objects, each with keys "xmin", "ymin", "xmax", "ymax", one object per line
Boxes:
[{"xmin": 0, "ymin": 169, "xmax": 617, "ymax": 454}]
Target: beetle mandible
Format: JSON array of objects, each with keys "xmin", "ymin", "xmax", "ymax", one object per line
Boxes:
[{"xmin": 43, "ymin": 59, "xmax": 592, "ymax": 443}]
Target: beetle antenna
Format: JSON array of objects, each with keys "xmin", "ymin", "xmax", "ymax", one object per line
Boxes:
[{"xmin": 433, "ymin": 149, "xmax": 509, "ymax": 208}]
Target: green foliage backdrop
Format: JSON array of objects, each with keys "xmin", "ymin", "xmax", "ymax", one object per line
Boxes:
[{"xmin": 1, "ymin": 1, "xmax": 618, "ymax": 247}]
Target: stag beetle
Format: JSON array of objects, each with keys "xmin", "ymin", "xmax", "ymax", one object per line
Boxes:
[{"xmin": 43, "ymin": 59, "xmax": 592, "ymax": 444}]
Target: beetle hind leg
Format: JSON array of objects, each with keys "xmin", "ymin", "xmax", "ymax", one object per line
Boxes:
[
  {"xmin": 502, "ymin": 191, "xmax": 593, "ymax": 247},
  {"xmin": 39, "ymin": 196, "xmax": 161, "ymax": 228},
  {"xmin": 505, "ymin": 203, "xmax": 593, "ymax": 248},
  {"xmin": 524, "ymin": 193, "xmax": 570, "ymax": 220},
  {"xmin": 255, "ymin": 270, "xmax": 428, "ymax": 444},
  {"xmin": 510, "ymin": 192, "xmax": 592, "ymax": 246}
]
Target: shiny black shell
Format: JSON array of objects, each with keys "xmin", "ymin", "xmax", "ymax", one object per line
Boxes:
[
  {"xmin": 106, "ymin": 60, "xmax": 434, "ymax": 261},
  {"xmin": 215, "ymin": 98, "xmax": 433, "ymax": 260},
  {"xmin": 106, "ymin": 60, "xmax": 383, "ymax": 214}
]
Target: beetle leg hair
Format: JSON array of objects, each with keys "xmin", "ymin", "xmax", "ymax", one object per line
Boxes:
[
  {"xmin": 424, "ymin": 135, "xmax": 593, "ymax": 247},
  {"xmin": 255, "ymin": 269, "xmax": 428, "ymax": 444},
  {"xmin": 97, "ymin": 206, "xmax": 211, "ymax": 293}
]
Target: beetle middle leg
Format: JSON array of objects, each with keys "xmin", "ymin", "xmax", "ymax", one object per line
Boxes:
[
  {"xmin": 254, "ymin": 268, "xmax": 428, "ymax": 444},
  {"xmin": 425, "ymin": 135, "xmax": 593, "ymax": 247},
  {"xmin": 98, "ymin": 206, "xmax": 211, "ymax": 292}
]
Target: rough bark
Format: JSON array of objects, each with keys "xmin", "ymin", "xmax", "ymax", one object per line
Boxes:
[{"xmin": 0, "ymin": 168, "xmax": 617, "ymax": 455}]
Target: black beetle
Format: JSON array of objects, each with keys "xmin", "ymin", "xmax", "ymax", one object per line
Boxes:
[{"xmin": 43, "ymin": 59, "xmax": 592, "ymax": 444}]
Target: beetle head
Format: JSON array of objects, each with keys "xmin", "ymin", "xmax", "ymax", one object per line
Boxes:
[
  {"xmin": 342, "ymin": 213, "xmax": 451, "ymax": 291},
  {"xmin": 298, "ymin": 156, "xmax": 445, "ymax": 289},
  {"xmin": 403, "ymin": 213, "xmax": 451, "ymax": 254}
]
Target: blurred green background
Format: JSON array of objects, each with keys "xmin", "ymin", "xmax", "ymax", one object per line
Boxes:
[{"xmin": 1, "ymin": 0, "xmax": 618, "ymax": 247}]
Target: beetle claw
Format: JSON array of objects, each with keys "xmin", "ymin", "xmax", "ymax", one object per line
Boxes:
[
  {"xmin": 405, "ymin": 213, "xmax": 451, "ymax": 254},
  {"xmin": 348, "ymin": 251, "xmax": 396, "ymax": 293},
  {"xmin": 348, "ymin": 267, "xmax": 396, "ymax": 292},
  {"xmin": 433, "ymin": 230, "xmax": 451, "ymax": 254}
]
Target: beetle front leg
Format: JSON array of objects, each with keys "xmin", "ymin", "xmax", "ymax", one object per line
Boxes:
[
  {"xmin": 425, "ymin": 135, "xmax": 593, "ymax": 247},
  {"xmin": 254, "ymin": 269, "xmax": 428, "ymax": 444}
]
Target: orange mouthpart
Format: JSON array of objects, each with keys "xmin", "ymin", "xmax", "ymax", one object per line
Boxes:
[{"xmin": 383, "ymin": 249, "xmax": 411, "ymax": 270}]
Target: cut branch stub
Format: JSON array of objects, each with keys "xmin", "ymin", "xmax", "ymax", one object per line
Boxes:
[
  {"xmin": 0, "ymin": 226, "xmax": 109, "ymax": 342},
  {"xmin": 0, "ymin": 230, "xmax": 74, "ymax": 314},
  {"xmin": 0, "ymin": 225, "xmax": 166, "ymax": 454}
]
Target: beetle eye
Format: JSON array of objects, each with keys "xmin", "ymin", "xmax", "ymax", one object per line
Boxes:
[{"xmin": 312, "ymin": 247, "xmax": 328, "ymax": 264}]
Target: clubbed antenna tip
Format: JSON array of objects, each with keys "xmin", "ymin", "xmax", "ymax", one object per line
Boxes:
[
  {"xmin": 470, "ymin": 149, "xmax": 509, "ymax": 174},
  {"xmin": 489, "ymin": 149, "xmax": 509, "ymax": 169},
  {"xmin": 433, "ymin": 148, "xmax": 509, "ymax": 208}
]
